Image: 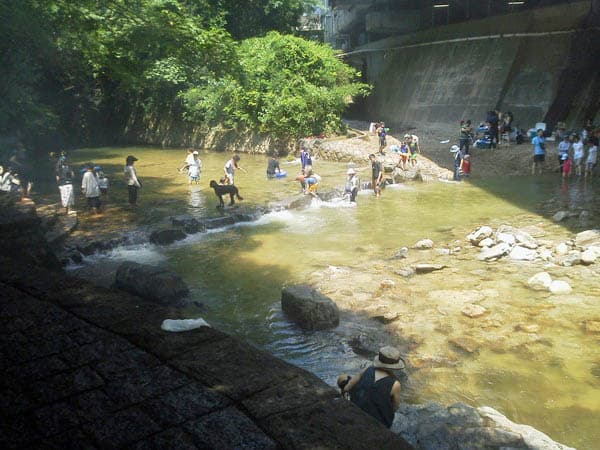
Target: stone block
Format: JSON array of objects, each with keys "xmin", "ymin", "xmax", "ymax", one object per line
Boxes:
[
  {"xmin": 183, "ymin": 407, "xmax": 277, "ymax": 450},
  {"xmin": 281, "ymin": 285, "xmax": 339, "ymax": 330},
  {"xmin": 83, "ymin": 407, "xmax": 161, "ymax": 448}
]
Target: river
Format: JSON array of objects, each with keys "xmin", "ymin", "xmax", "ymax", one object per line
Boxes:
[{"xmin": 62, "ymin": 147, "xmax": 599, "ymax": 449}]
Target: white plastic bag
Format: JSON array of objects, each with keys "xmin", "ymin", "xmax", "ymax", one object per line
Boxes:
[{"xmin": 161, "ymin": 318, "xmax": 210, "ymax": 332}]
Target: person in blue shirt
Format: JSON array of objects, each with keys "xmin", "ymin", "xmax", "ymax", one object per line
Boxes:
[{"xmin": 532, "ymin": 129, "xmax": 546, "ymax": 175}]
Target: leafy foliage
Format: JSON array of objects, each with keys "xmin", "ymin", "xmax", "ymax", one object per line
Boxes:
[
  {"xmin": 1, "ymin": 0, "xmax": 367, "ymax": 148},
  {"xmin": 182, "ymin": 32, "xmax": 370, "ymax": 139}
]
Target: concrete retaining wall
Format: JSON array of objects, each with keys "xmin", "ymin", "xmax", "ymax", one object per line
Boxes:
[{"xmin": 359, "ymin": 1, "xmax": 598, "ymax": 130}]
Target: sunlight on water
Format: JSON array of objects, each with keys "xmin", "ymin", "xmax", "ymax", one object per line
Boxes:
[{"xmin": 68, "ymin": 147, "xmax": 600, "ymax": 449}]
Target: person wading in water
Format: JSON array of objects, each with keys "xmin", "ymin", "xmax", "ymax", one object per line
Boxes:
[{"xmin": 337, "ymin": 346, "xmax": 404, "ymax": 428}]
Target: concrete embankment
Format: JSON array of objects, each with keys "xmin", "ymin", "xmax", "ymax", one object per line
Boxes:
[
  {"xmin": 353, "ymin": 0, "xmax": 599, "ymax": 131},
  {"xmin": 0, "ymin": 196, "xmax": 412, "ymax": 449}
]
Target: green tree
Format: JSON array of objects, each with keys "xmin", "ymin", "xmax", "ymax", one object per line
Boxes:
[{"xmin": 182, "ymin": 32, "xmax": 370, "ymax": 140}]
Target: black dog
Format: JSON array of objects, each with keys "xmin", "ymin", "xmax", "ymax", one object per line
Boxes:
[{"xmin": 209, "ymin": 180, "xmax": 244, "ymax": 208}]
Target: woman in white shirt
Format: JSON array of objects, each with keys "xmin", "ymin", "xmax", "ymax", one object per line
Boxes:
[
  {"xmin": 572, "ymin": 135, "xmax": 584, "ymax": 176},
  {"xmin": 124, "ymin": 155, "xmax": 141, "ymax": 206}
]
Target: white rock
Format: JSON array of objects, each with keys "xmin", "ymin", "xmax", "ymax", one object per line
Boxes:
[
  {"xmin": 549, "ymin": 280, "xmax": 572, "ymax": 295},
  {"xmin": 538, "ymin": 248, "xmax": 554, "ymax": 262},
  {"xmin": 380, "ymin": 279, "xmax": 396, "ymax": 289},
  {"xmin": 161, "ymin": 318, "xmax": 210, "ymax": 332},
  {"xmin": 580, "ymin": 249, "xmax": 597, "ymax": 265},
  {"xmin": 414, "ymin": 239, "xmax": 433, "ymax": 249},
  {"xmin": 575, "ymin": 229, "xmax": 600, "ymax": 248},
  {"xmin": 509, "ymin": 246, "xmax": 538, "ymax": 261},
  {"xmin": 513, "ymin": 229, "xmax": 538, "ymax": 249},
  {"xmin": 552, "ymin": 211, "xmax": 569, "ymax": 222},
  {"xmin": 496, "ymin": 232, "xmax": 516, "ymax": 245},
  {"xmin": 527, "ymin": 272, "xmax": 552, "ymax": 290},
  {"xmin": 466, "ymin": 226, "xmax": 493, "ymax": 244},
  {"xmin": 559, "ymin": 251, "xmax": 581, "ymax": 267},
  {"xmin": 555, "ymin": 242, "xmax": 569, "ymax": 256},
  {"xmin": 461, "ymin": 304, "xmax": 487, "ymax": 318},
  {"xmin": 477, "ymin": 243, "xmax": 511, "ymax": 261},
  {"xmin": 478, "ymin": 237, "xmax": 495, "ymax": 248},
  {"xmin": 477, "ymin": 406, "xmax": 575, "ymax": 450}
]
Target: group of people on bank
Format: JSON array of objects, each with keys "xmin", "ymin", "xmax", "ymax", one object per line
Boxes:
[
  {"xmin": 53, "ymin": 153, "xmax": 141, "ymax": 216},
  {"xmin": 531, "ymin": 126, "xmax": 598, "ymax": 178}
]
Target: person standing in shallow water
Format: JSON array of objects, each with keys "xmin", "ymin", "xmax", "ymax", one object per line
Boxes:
[
  {"xmin": 337, "ymin": 346, "xmax": 404, "ymax": 428},
  {"xmin": 124, "ymin": 155, "xmax": 141, "ymax": 207},
  {"xmin": 369, "ymin": 153, "xmax": 383, "ymax": 198},
  {"xmin": 531, "ymin": 129, "xmax": 546, "ymax": 175}
]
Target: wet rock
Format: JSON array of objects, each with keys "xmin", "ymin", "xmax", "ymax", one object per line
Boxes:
[
  {"xmin": 413, "ymin": 239, "xmax": 433, "ymax": 249},
  {"xmin": 555, "ymin": 242, "xmax": 569, "ymax": 256},
  {"xmin": 477, "ymin": 242, "xmax": 511, "ymax": 261},
  {"xmin": 392, "ymin": 247, "xmax": 409, "ymax": 259},
  {"xmin": 575, "ymin": 229, "xmax": 600, "ymax": 248},
  {"xmin": 204, "ymin": 216, "xmax": 236, "ymax": 229},
  {"xmin": 515, "ymin": 323, "xmax": 540, "ymax": 333},
  {"xmin": 466, "ymin": 226, "xmax": 493, "ymax": 245},
  {"xmin": 478, "ymin": 237, "xmax": 495, "ymax": 248},
  {"xmin": 448, "ymin": 337, "xmax": 480, "ymax": 354},
  {"xmin": 549, "ymin": 280, "xmax": 572, "ymax": 295},
  {"xmin": 114, "ymin": 261, "xmax": 189, "ymax": 304},
  {"xmin": 461, "ymin": 304, "xmax": 487, "ymax": 318},
  {"xmin": 394, "ymin": 268, "xmax": 415, "ymax": 277},
  {"xmin": 373, "ymin": 311, "xmax": 400, "ymax": 324},
  {"xmin": 552, "ymin": 211, "xmax": 569, "ymax": 222},
  {"xmin": 581, "ymin": 249, "xmax": 598, "ymax": 265},
  {"xmin": 45, "ymin": 214, "xmax": 78, "ymax": 245},
  {"xmin": 414, "ymin": 264, "xmax": 446, "ymax": 274},
  {"xmin": 149, "ymin": 228, "xmax": 186, "ymax": 245},
  {"xmin": 527, "ymin": 272, "xmax": 552, "ymax": 290},
  {"xmin": 584, "ymin": 320, "xmax": 600, "ymax": 334},
  {"xmin": 281, "ymin": 285, "xmax": 339, "ymax": 330},
  {"xmin": 348, "ymin": 333, "xmax": 380, "ymax": 357},
  {"xmin": 509, "ymin": 246, "xmax": 538, "ymax": 261}
]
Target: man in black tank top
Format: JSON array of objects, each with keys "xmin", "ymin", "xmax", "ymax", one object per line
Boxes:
[{"xmin": 338, "ymin": 346, "xmax": 404, "ymax": 428}]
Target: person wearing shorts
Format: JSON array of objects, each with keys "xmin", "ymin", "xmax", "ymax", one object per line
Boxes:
[
  {"xmin": 55, "ymin": 155, "xmax": 75, "ymax": 214},
  {"xmin": 369, "ymin": 153, "xmax": 383, "ymax": 198},
  {"xmin": 81, "ymin": 163, "xmax": 101, "ymax": 215},
  {"xmin": 531, "ymin": 129, "xmax": 546, "ymax": 175},
  {"xmin": 572, "ymin": 135, "xmax": 584, "ymax": 176}
]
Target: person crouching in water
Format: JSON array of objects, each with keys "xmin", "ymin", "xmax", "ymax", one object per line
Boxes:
[
  {"xmin": 344, "ymin": 168, "xmax": 359, "ymax": 203},
  {"xmin": 337, "ymin": 346, "xmax": 404, "ymax": 428},
  {"xmin": 304, "ymin": 167, "xmax": 320, "ymax": 197},
  {"xmin": 266, "ymin": 152, "xmax": 281, "ymax": 178}
]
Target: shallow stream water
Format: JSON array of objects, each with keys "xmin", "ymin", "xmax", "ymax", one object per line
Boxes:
[{"xmin": 65, "ymin": 147, "xmax": 599, "ymax": 449}]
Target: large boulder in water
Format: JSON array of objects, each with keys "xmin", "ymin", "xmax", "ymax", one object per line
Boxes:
[
  {"xmin": 281, "ymin": 285, "xmax": 339, "ymax": 330},
  {"xmin": 150, "ymin": 228, "xmax": 186, "ymax": 245},
  {"xmin": 115, "ymin": 261, "xmax": 189, "ymax": 304}
]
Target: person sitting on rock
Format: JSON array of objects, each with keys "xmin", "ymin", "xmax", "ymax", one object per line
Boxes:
[{"xmin": 337, "ymin": 346, "xmax": 404, "ymax": 428}]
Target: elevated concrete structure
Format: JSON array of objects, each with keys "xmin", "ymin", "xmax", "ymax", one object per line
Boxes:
[{"xmin": 343, "ymin": 1, "xmax": 599, "ymax": 131}]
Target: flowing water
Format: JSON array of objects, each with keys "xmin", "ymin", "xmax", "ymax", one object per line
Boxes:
[{"xmin": 65, "ymin": 147, "xmax": 600, "ymax": 449}]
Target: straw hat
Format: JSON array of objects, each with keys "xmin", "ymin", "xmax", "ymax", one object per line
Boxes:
[{"xmin": 373, "ymin": 346, "xmax": 405, "ymax": 370}]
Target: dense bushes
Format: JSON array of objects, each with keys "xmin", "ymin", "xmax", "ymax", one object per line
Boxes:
[{"xmin": 0, "ymin": 0, "xmax": 369, "ymax": 150}]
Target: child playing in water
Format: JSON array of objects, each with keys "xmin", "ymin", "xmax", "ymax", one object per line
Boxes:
[
  {"xmin": 344, "ymin": 168, "xmax": 359, "ymax": 203},
  {"xmin": 188, "ymin": 151, "xmax": 201, "ymax": 185},
  {"xmin": 459, "ymin": 153, "xmax": 471, "ymax": 178},
  {"xmin": 561, "ymin": 153, "xmax": 571, "ymax": 179},
  {"xmin": 585, "ymin": 140, "xmax": 597, "ymax": 179},
  {"xmin": 572, "ymin": 134, "xmax": 584, "ymax": 176},
  {"xmin": 397, "ymin": 143, "xmax": 409, "ymax": 170}
]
